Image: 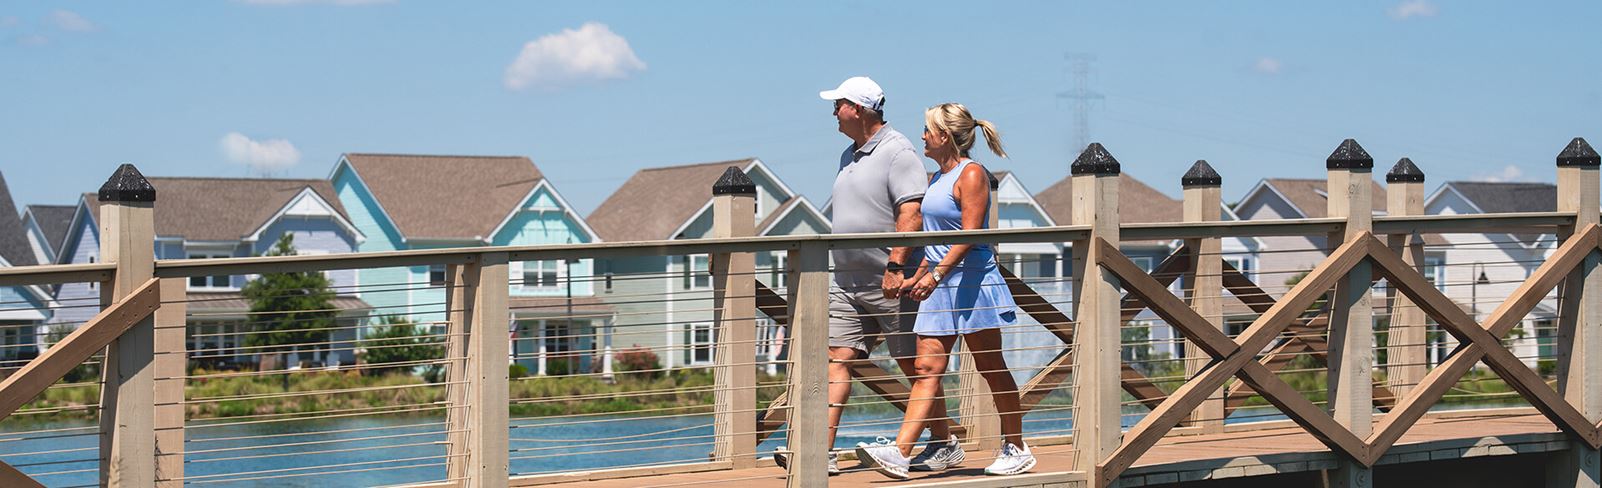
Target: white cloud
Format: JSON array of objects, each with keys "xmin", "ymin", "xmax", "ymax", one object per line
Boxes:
[
  {"xmin": 1253, "ymin": 57, "xmax": 1282, "ymax": 75},
  {"xmin": 1389, "ymin": 0, "xmax": 1439, "ymax": 20},
  {"xmin": 238, "ymin": 0, "xmax": 395, "ymax": 5},
  {"xmin": 503, "ymin": 22, "xmax": 646, "ymax": 91},
  {"xmin": 220, "ymin": 132, "xmax": 302, "ymax": 172},
  {"xmin": 49, "ymin": 10, "xmax": 96, "ymax": 32},
  {"xmin": 1474, "ymin": 165, "xmax": 1526, "ymax": 183}
]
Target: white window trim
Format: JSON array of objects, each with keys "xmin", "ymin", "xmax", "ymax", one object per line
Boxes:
[
  {"xmin": 514, "ymin": 260, "xmax": 566, "ymax": 292},
  {"xmin": 187, "ymin": 251, "xmax": 237, "ymax": 291},
  {"xmin": 688, "ymin": 322, "xmax": 715, "ymax": 365},
  {"xmin": 687, "ymin": 254, "xmax": 712, "ymax": 291}
]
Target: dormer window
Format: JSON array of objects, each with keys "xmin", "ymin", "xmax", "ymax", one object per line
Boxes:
[{"xmin": 188, "ymin": 252, "xmax": 233, "ymax": 289}]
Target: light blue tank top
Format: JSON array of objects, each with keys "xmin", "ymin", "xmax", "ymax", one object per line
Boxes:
[{"xmin": 922, "ymin": 159, "xmax": 993, "ymax": 270}]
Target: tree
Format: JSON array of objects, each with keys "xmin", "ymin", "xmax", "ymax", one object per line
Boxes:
[
  {"xmin": 364, "ymin": 316, "xmax": 444, "ymax": 380},
  {"xmin": 242, "ymin": 234, "xmax": 336, "ymax": 370}
]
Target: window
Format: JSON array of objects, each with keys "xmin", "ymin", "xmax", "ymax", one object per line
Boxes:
[
  {"xmin": 545, "ymin": 321, "xmax": 573, "ymax": 374},
  {"xmin": 188, "ymin": 252, "xmax": 232, "ymax": 289},
  {"xmin": 1130, "ymin": 256, "xmax": 1154, "ymax": 273},
  {"xmin": 1424, "ymin": 254, "xmax": 1447, "ymax": 291},
  {"xmin": 770, "ymin": 253, "xmax": 787, "ymax": 288},
  {"xmin": 685, "ymin": 255, "xmax": 711, "ymax": 290},
  {"xmin": 690, "ymin": 322, "xmax": 715, "ymax": 364},
  {"xmin": 1536, "ymin": 319, "xmax": 1556, "ymax": 361},
  {"xmin": 521, "ymin": 260, "xmax": 561, "ymax": 290},
  {"xmin": 1223, "ymin": 255, "xmax": 1255, "ymax": 280},
  {"xmin": 89, "ymin": 256, "xmax": 97, "ymax": 290},
  {"xmin": 429, "ymin": 265, "xmax": 447, "ymax": 287}
]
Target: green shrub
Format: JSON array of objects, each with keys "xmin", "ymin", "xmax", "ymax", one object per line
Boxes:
[
  {"xmin": 547, "ymin": 359, "xmax": 572, "ymax": 376},
  {"xmin": 616, "ymin": 346, "xmax": 662, "ymax": 379},
  {"xmin": 509, "ymin": 363, "xmax": 529, "ymax": 379}
]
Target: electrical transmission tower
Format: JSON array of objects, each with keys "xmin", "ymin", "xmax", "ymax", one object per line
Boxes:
[{"xmin": 1058, "ymin": 53, "xmax": 1103, "ymax": 154}]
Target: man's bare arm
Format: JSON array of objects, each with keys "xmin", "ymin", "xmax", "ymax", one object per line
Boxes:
[{"xmin": 889, "ymin": 199, "xmax": 923, "ymax": 264}]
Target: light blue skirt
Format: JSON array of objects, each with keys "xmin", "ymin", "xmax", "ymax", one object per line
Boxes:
[{"xmin": 915, "ymin": 255, "xmax": 1018, "ymax": 336}]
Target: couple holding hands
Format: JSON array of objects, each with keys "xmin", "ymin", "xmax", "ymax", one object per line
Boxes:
[{"xmin": 775, "ymin": 76, "xmax": 1033, "ymax": 480}]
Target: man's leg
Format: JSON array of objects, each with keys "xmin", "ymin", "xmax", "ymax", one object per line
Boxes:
[{"xmin": 826, "ymin": 290, "xmax": 872, "ymax": 449}]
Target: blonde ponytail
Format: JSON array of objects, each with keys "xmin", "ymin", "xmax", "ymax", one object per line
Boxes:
[{"xmin": 924, "ymin": 103, "xmax": 1007, "ymax": 158}]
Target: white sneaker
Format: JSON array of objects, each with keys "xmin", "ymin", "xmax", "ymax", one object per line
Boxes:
[
  {"xmin": 909, "ymin": 434, "xmax": 965, "ymax": 472},
  {"xmin": 773, "ymin": 447, "xmax": 839, "ymax": 475},
  {"xmin": 853, "ymin": 437, "xmax": 911, "ymax": 480},
  {"xmin": 983, "ymin": 442, "xmax": 1037, "ymax": 476}
]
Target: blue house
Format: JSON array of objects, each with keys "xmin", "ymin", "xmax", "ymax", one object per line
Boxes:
[
  {"xmin": 329, "ymin": 153, "xmax": 605, "ymax": 375},
  {"xmin": 0, "ymin": 173, "xmax": 56, "ymax": 368},
  {"xmin": 52, "ymin": 177, "xmax": 369, "ymax": 369}
]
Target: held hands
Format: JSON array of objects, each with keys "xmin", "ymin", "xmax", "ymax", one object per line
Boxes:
[
  {"xmin": 907, "ymin": 273, "xmax": 938, "ymax": 301},
  {"xmin": 882, "ymin": 270, "xmax": 904, "ymax": 299}
]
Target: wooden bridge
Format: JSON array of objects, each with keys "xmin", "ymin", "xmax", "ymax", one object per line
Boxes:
[{"xmin": 0, "ymin": 137, "xmax": 1599, "ymax": 487}]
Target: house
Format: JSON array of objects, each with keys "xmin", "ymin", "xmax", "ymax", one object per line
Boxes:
[
  {"xmin": 21, "ymin": 204, "xmax": 75, "ymax": 266},
  {"xmin": 587, "ymin": 158, "xmax": 828, "ymax": 371},
  {"xmin": 1425, "ymin": 181, "xmax": 1559, "ymax": 368},
  {"xmin": 1035, "ymin": 172, "xmax": 1263, "ymax": 360},
  {"xmin": 330, "ymin": 153, "xmax": 606, "ymax": 376},
  {"xmin": 0, "ymin": 174, "xmax": 55, "ymax": 367},
  {"xmin": 51, "ymin": 177, "xmax": 369, "ymax": 369},
  {"xmin": 1233, "ymin": 178, "xmax": 1389, "ymax": 296}
]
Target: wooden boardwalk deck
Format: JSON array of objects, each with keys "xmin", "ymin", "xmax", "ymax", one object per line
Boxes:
[{"xmin": 537, "ymin": 411, "xmax": 1564, "ymax": 487}]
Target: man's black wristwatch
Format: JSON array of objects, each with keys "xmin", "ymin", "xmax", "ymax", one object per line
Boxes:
[{"xmin": 885, "ymin": 261, "xmax": 904, "ymax": 273}]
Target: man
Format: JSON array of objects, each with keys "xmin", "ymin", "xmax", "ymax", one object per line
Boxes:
[{"xmin": 776, "ymin": 76, "xmax": 963, "ymax": 474}]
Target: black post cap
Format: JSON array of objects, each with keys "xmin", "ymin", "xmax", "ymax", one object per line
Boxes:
[
  {"xmin": 1557, "ymin": 137, "xmax": 1600, "ymax": 167},
  {"xmin": 1070, "ymin": 142, "xmax": 1120, "ymax": 175},
  {"xmin": 1326, "ymin": 139, "xmax": 1374, "ymax": 170},
  {"xmin": 1181, "ymin": 160, "xmax": 1221, "ymax": 187},
  {"xmin": 1386, "ymin": 157, "xmax": 1425, "ymax": 183},
  {"xmin": 711, "ymin": 166, "xmax": 757, "ymax": 196},
  {"xmin": 97, "ymin": 163, "xmax": 156, "ymax": 203}
]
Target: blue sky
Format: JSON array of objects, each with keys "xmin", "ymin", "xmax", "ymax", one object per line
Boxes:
[{"xmin": 3, "ymin": 1, "xmax": 1600, "ymax": 215}]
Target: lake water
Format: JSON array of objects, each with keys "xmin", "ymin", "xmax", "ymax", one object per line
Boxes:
[{"xmin": 0, "ymin": 403, "xmax": 1289, "ymax": 487}]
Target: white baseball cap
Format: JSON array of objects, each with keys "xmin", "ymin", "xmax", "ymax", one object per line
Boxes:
[{"xmin": 819, "ymin": 76, "xmax": 885, "ymax": 113}]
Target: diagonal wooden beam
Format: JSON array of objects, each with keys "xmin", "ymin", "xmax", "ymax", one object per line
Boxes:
[
  {"xmin": 1367, "ymin": 224, "xmax": 1602, "ymax": 463},
  {"xmin": 1012, "ymin": 249, "xmax": 1191, "ymax": 411},
  {"xmin": 1099, "ymin": 241, "xmax": 1368, "ymax": 459},
  {"xmin": 0, "ymin": 278, "xmax": 160, "ymax": 421},
  {"xmin": 1096, "ymin": 235, "xmax": 1374, "ymax": 485},
  {"xmin": 0, "ymin": 460, "xmax": 43, "ymax": 488},
  {"xmin": 1365, "ymin": 233, "xmax": 1601, "ymax": 462},
  {"xmin": 1218, "ymin": 262, "xmax": 1400, "ymax": 415}
]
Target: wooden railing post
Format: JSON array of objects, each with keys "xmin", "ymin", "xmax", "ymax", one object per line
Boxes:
[
  {"xmin": 784, "ymin": 242, "xmax": 830, "ymax": 488},
  {"xmin": 96, "ymin": 164, "xmax": 157, "ymax": 487},
  {"xmin": 956, "ymin": 173, "xmax": 1002, "ymax": 451},
  {"xmin": 446, "ymin": 253, "xmax": 510, "ymax": 487},
  {"xmin": 1384, "ymin": 158, "xmax": 1426, "ymax": 402},
  {"xmin": 154, "ymin": 278, "xmax": 186, "ymax": 487},
  {"xmin": 1180, "ymin": 160, "xmax": 1224, "ymax": 433},
  {"xmin": 1550, "ymin": 137, "xmax": 1601, "ymax": 488},
  {"xmin": 1326, "ymin": 140, "xmax": 1375, "ymax": 488},
  {"xmin": 1068, "ymin": 143, "xmax": 1121, "ymax": 486},
  {"xmin": 711, "ymin": 168, "xmax": 758, "ymax": 468}
]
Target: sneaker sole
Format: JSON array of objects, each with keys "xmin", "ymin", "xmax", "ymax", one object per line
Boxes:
[
  {"xmin": 984, "ymin": 455, "xmax": 1037, "ymax": 476},
  {"xmin": 853, "ymin": 446, "xmax": 911, "ymax": 480}
]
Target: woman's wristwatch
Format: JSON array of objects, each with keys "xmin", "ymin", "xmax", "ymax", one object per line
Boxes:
[{"xmin": 930, "ymin": 267, "xmax": 944, "ymax": 283}]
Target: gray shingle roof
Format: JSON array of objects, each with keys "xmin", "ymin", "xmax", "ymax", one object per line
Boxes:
[
  {"xmin": 0, "ymin": 173, "xmax": 38, "ymax": 267},
  {"xmin": 588, "ymin": 159, "xmax": 756, "ymax": 242},
  {"xmin": 86, "ymin": 177, "xmax": 353, "ymax": 242},
  {"xmin": 341, "ymin": 154, "xmax": 545, "ymax": 241},
  {"xmin": 24, "ymin": 204, "xmax": 76, "ymax": 257},
  {"xmin": 1446, "ymin": 182, "xmax": 1556, "ymax": 213}
]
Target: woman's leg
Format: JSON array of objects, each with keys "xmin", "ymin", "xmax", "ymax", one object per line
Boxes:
[
  {"xmin": 895, "ymin": 335, "xmax": 958, "ymax": 457},
  {"xmin": 963, "ymin": 328, "xmax": 1024, "ymax": 447}
]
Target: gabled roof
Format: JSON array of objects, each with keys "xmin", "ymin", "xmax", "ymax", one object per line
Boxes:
[
  {"xmin": 1245, "ymin": 178, "xmax": 1387, "ymax": 219},
  {"xmin": 85, "ymin": 177, "xmax": 354, "ymax": 242},
  {"xmin": 1034, "ymin": 173, "xmax": 1183, "ymax": 225},
  {"xmin": 1440, "ymin": 181, "xmax": 1556, "ymax": 213},
  {"xmin": 23, "ymin": 204, "xmax": 76, "ymax": 258},
  {"xmin": 337, "ymin": 153, "xmax": 546, "ymax": 241},
  {"xmin": 587, "ymin": 158, "xmax": 764, "ymax": 242},
  {"xmin": 0, "ymin": 172, "xmax": 38, "ymax": 267}
]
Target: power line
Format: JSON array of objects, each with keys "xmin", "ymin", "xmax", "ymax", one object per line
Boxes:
[{"xmin": 1058, "ymin": 52, "xmax": 1104, "ymax": 157}]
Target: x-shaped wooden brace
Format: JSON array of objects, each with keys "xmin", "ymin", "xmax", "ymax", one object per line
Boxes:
[
  {"xmin": 1096, "ymin": 236, "xmax": 1371, "ymax": 483},
  {"xmin": 1094, "ymin": 225, "xmax": 1602, "ymax": 484},
  {"xmin": 1360, "ymin": 224, "xmax": 1602, "ymax": 463}
]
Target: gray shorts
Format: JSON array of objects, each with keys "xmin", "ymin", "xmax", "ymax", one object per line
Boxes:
[{"xmin": 827, "ymin": 287, "xmax": 918, "ymax": 359}]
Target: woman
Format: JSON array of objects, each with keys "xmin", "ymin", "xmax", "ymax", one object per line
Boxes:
[{"xmin": 854, "ymin": 103, "xmax": 1033, "ymax": 479}]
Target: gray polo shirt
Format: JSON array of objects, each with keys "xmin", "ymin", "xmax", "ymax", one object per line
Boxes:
[{"xmin": 831, "ymin": 124, "xmax": 928, "ymax": 288}]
